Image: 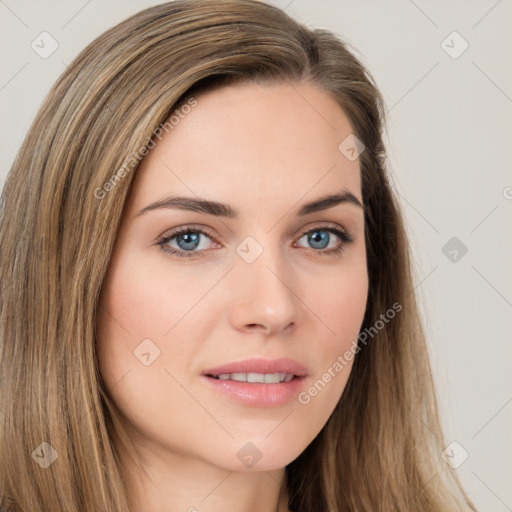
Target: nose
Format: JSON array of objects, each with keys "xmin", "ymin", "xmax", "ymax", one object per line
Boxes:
[{"xmin": 227, "ymin": 247, "xmax": 300, "ymax": 337}]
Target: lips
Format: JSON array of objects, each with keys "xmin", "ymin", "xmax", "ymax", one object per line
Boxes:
[
  {"xmin": 203, "ymin": 357, "xmax": 308, "ymax": 379},
  {"xmin": 215, "ymin": 372, "xmax": 294, "ymax": 383},
  {"xmin": 201, "ymin": 358, "xmax": 308, "ymax": 407}
]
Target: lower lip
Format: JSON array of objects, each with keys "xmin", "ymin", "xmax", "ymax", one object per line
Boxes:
[{"xmin": 201, "ymin": 375, "xmax": 306, "ymax": 407}]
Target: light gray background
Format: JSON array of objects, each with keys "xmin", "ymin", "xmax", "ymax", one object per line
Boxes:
[{"xmin": 1, "ymin": 1, "xmax": 511, "ymax": 510}]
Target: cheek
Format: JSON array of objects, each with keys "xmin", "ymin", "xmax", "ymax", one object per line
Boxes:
[
  {"xmin": 96, "ymin": 252, "xmax": 220, "ymax": 412},
  {"xmin": 296, "ymin": 259, "xmax": 368, "ymax": 421},
  {"xmin": 98, "ymin": 251, "xmax": 207, "ymax": 342},
  {"xmin": 307, "ymin": 258, "xmax": 369, "ymax": 348},
  {"xmin": 95, "ymin": 256, "xmax": 200, "ymax": 448},
  {"xmin": 96, "ymin": 254, "xmax": 170, "ymax": 390}
]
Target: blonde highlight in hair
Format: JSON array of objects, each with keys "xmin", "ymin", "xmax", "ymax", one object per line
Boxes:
[{"xmin": 0, "ymin": 1, "xmax": 476, "ymax": 510}]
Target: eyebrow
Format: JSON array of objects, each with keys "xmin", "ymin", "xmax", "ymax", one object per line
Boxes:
[{"xmin": 136, "ymin": 189, "xmax": 363, "ymax": 218}]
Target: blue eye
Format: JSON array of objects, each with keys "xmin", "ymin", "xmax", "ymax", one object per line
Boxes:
[
  {"xmin": 294, "ymin": 225, "xmax": 353, "ymax": 256},
  {"xmin": 157, "ymin": 224, "xmax": 353, "ymax": 258},
  {"xmin": 298, "ymin": 229, "xmax": 338, "ymax": 250},
  {"xmin": 158, "ymin": 227, "xmax": 214, "ymax": 257},
  {"xmin": 172, "ymin": 231, "xmax": 204, "ymax": 251}
]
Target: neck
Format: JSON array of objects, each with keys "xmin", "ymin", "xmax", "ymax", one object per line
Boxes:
[{"xmin": 118, "ymin": 437, "xmax": 289, "ymax": 512}]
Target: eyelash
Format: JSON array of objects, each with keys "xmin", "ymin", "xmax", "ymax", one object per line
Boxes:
[{"xmin": 156, "ymin": 223, "xmax": 354, "ymax": 259}]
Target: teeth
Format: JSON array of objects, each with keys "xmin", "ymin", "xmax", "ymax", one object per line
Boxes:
[
  {"xmin": 248, "ymin": 373, "xmax": 265, "ymax": 383},
  {"xmin": 262, "ymin": 373, "xmax": 279, "ymax": 383},
  {"xmin": 214, "ymin": 372, "xmax": 294, "ymax": 383}
]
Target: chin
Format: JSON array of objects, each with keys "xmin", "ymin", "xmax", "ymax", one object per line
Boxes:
[{"xmin": 214, "ymin": 433, "xmax": 311, "ymax": 472}]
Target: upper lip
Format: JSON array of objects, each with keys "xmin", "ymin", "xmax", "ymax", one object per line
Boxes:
[{"xmin": 202, "ymin": 358, "xmax": 308, "ymax": 377}]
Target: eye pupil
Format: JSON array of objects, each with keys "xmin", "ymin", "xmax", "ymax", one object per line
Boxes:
[
  {"xmin": 177, "ymin": 232, "xmax": 200, "ymax": 250},
  {"xmin": 309, "ymin": 230, "xmax": 330, "ymax": 249}
]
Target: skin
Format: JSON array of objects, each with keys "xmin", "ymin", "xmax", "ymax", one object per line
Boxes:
[{"xmin": 97, "ymin": 81, "xmax": 368, "ymax": 512}]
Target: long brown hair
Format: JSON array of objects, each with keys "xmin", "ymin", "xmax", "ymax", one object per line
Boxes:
[{"xmin": 0, "ymin": 1, "xmax": 476, "ymax": 510}]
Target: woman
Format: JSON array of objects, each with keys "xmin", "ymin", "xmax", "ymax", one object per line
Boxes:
[{"xmin": 0, "ymin": 1, "xmax": 477, "ymax": 510}]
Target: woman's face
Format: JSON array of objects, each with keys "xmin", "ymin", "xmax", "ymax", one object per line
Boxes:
[{"xmin": 97, "ymin": 81, "xmax": 368, "ymax": 473}]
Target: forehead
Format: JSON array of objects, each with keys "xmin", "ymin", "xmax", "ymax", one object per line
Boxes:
[{"xmin": 129, "ymin": 82, "xmax": 362, "ymax": 215}]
